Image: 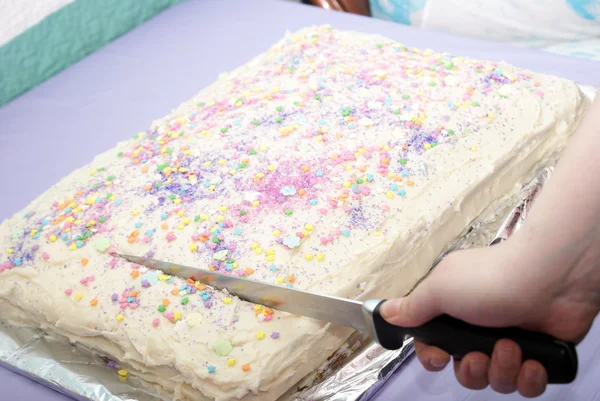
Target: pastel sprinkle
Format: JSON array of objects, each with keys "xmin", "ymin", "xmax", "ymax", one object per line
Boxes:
[
  {"xmin": 271, "ymin": 332, "xmax": 280, "ymax": 339},
  {"xmin": 213, "ymin": 340, "xmax": 233, "ymax": 356},
  {"xmin": 208, "ymin": 365, "xmax": 216, "ymax": 374}
]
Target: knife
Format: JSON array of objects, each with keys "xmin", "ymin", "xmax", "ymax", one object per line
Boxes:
[{"xmin": 117, "ymin": 254, "xmax": 577, "ymax": 384}]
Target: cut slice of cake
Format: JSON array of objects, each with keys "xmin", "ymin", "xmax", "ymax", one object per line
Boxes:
[{"xmin": 0, "ymin": 26, "xmax": 588, "ymax": 401}]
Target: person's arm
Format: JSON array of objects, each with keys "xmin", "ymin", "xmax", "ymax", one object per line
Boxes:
[{"xmin": 381, "ymin": 91, "xmax": 600, "ymax": 398}]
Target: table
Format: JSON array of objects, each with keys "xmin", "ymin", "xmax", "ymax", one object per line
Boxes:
[{"xmin": 1, "ymin": 0, "xmax": 598, "ymax": 400}]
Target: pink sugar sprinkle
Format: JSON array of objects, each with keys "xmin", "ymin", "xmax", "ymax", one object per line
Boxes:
[
  {"xmin": 319, "ymin": 209, "xmax": 328, "ymax": 215},
  {"xmin": 334, "ymin": 229, "xmax": 342, "ymax": 237},
  {"xmin": 381, "ymin": 204, "xmax": 390, "ymax": 212},
  {"xmin": 89, "ymin": 275, "xmax": 95, "ymax": 282},
  {"xmin": 326, "ymin": 234, "xmax": 334, "ymax": 242},
  {"xmin": 80, "ymin": 277, "xmax": 89, "ymax": 285},
  {"xmin": 165, "ymin": 312, "xmax": 174, "ymax": 320},
  {"xmin": 109, "ymin": 258, "xmax": 117, "ymax": 266},
  {"xmin": 65, "ymin": 289, "xmax": 73, "ymax": 295},
  {"xmin": 320, "ymin": 237, "xmax": 328, "ymax": 245},
  {"xmin": 240, "ymin": 216, "xmax": 249, "ymax": 223},
  {"xmin": 129, "ymin": 303, "xmax": 139, "ymax": 310},
  {"xmin": 264, "ymin": 315, "xmax": 273, "ymax": 321},
  {"xmin": 152, "ymin": 318, "xmax": 160, "ymax": 327},
  {"xmin": 120, "ymin": 303, "xmax": 128, "ymax": 309},
  {"xmin": 42, "ymin": 252, "xmax": 49, "ymax": 260},
  {"xmin": 352, "ymin": 194, "xmax": 361, "ymax": 200},
  {"xmin": 191, "ymin": 235, "xmax": 199, "ymax": 241}
]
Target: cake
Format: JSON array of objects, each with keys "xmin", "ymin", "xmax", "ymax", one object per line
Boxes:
[{"xmin": 0, "ymin": 26, "xmax": 587, "ymax": 401}]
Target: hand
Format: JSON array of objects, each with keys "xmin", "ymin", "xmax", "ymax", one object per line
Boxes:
[{"xmin": 381, "ymin": 236, "xmax": 600, "ymax": 397}]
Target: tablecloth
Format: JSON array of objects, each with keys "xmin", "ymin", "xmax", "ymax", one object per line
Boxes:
[{"xmin": 0, "ymin": 0, "xmax": 598, "ymax": 400}]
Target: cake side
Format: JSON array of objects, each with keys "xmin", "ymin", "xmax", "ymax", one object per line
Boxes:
[{"xmin": 0, "ymin": 26, "xmax": 588, "ymax": 401}]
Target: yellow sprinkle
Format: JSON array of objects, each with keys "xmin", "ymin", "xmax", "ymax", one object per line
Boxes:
[
  {"xmin": 177, "ymin": 224, "xmax": 185, "ymax": 230},
  {"xmin": 182, "ymin": 217, "xmax": 191, "ymax": 225},
  {"xmin": 317, "ymin": 253, "xmax": 325, "ymax": 261},
  {"xmin": 250, "ymin": 243, "xmax": 258, "ymax": 250},
  {"xmin": 253, "ymin": 305, "xmax": 263, "ymax": 311},
  {"xmin": 345, "ymin": 165, "xmax": 353, "ymax": 171},
  {"xmin": 232, "ymin": 262, "xmax": 239, "ymax": 268},
  {"xmin": 200, "ymin": 214, "xmax": 209, "ymax": 221},
  {"xmin": 267, "ymin": 165, "xmax": 276, "ymax": 172},
  {"xmin": 304, "ymin": 254, "xmax": 314, "ymax": 261},
  {"xmin": 276, "ymin": 277, "xmax": 285, "ymax": 284},
  {"xmin": 174, "ymin": 198, "xmax": 182, "ymax": 205},
  {"xmin": 173, "ymin": 311, "xmax": 182, "ymax": 321},
  {"xmin": 75, "ymin": 293, "xmax": 83, "ymax": 301},
  {"xmin": 256, "ymin": 331, "xmax": 265, "ymax": 340},
  {"xmin": 272, "ymin": 230, "xmax": 281, "ymax": 237},
  {"xmin": 69, "ymin": 244, "xmax": 77, "ymax": 251},
  {"xmin": 386, "ymin": 191, "xmax": 394, "ymax": 199},
  {"xmin": 216, "ymin": 215, "xmax": 225, "ymax": 222},
  {"xmin": 49, "ymin": 235, "xmax": 57, "ymax": 242},
  {"xmin": 266, "ymin": 249, "xmax": 275, "ymax": 255},
  {"xmin": 254, "ymin": 248, "xmax": 263, "ymax": 255},
  {"xmin": 189, "ymin": 243, "xmax": 198, "ymax": 252},
  {"xmin": 266, "ymin": 255, "xmax": 275, "ymax": 262},
  {"xmin": 7, "ymin": 249, "xmax": 13, "ymax": 255},
  {"xmin": 487, "ymin": 113, "xmax": 495, "ymax": 119},
  {"xmin": 375, "ymin": 232, "xmax": 384, "ymax": 236},
  {"xmin": 227, "ymin": 358, "xmax": 237, "ymax": 367},
  {"xmin": 424, "ymin": 143, "xmax": 432, "ymax": 150},
  {"xmin": 342, "ymin": 181, "xmax": 351, "ymax": 188},
  {"xmin": 177, "ymin": 210, "xmax": 185, "ymax": 217},
  {"xmin": 304, "ymin": 224, "xmax": 314, "ymax": 231},
  {"xmin": 116, "ymin": 315, "xmax": 124, "ymax": 322},
  {"xmin": 387, "ymin": 172, "xmax": 395, "ymax": 178},
  {"xmin": 223, "ymin": 298, "xmax": 232, "ymax": 304},
  {"xmin": 252, "ymin": 201, "xmax": 260, "ymax": 207},
  {"xmin": 218, "ymin": 159, "xmax": 227, "ymax": 165},
  {"xmin": 117, "ymin": 370, "xmax": 128, "ymax": 377},
  {"xmin": 203, "ymin": 161, "xmax": 212, "ymax": 167},
  {"xmin": 132, "ymin": 210, "xmax": 140, "ymax": 216},
  {"xmin": 260, "ymin": 145, "xmax": 268, "ymax": 152},
  {"xmin": 470, "ymin": 146, "xmax": 478, "ymax": 152},
  {"xmin": 301, "ymin": 230, "xmax": 309, "ymax": 237}
]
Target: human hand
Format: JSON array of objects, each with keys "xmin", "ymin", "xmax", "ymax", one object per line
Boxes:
[{"xmin": 380, "ymin": 236, "xmax": 600, "ymax": 397}]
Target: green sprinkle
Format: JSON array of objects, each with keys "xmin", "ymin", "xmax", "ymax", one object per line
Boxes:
[
  {"xmin": 168, "ymin": 194, "xmax": 176, "ymax": 200},
  {"xmin": 293, "ymin": 101, "xmax": 300, "ymax": 106},
  {"xmin": 239, "ymin": 210, "xmax": 246, "ymax": 216},
  {"xmin": 98, "ymin": 167, "xmax": 105, "ymax": 172},
  {"xmin": 194, "ymin": 215, "xmax": 201, "ymax": 222},
  {"xmin": 212, "ymin": 237, "xmax": 220, "ymax": 244},
  {"xmin": 399, "ymin": 158, "xmax": 407, "ymax": 165},
  {"xmin": 376, "ymin": 44, "xmax": 383, "ymax": 49},
  {"xmin": 117, "ymin": 152, "xmax": 123, "ymax": 157},
  {"xmin": 157, "ymin": 163, "xmax": 169, "ymax": 172},
  {"xmin": 226, "ymin": 259, "xmax": 235, "ymax": 265},
  {"xmin": 107, "ymin": 175, "xmax": 114, "ymax": 181},
  {"xmin": 476, "ymin": 69, "xmax": 483, "ymax": 73},
  {"xmin": 213, "ymin": 340, "xmax": 233, "ymax": 356},
  {"xmin": 94, "ymin": 237, "xmax": 110, "ymax": 253},
  {"xmin": 155, "ymin": 182, "xmax": 163, "ymax": 188},
  {"xmin": 221, "ymin": 128, "xmax": 228, "ymax": 133},
  {"xmin": 276, "ymin": 106, "xmax": 282, "ymax": 112},
  {"xmin": 356, "ymin": 178, "xmax": 364, "ymax": 184},
  {"xmin": 431, "ymin": 141, "xmax": 438, "ymax": 147},
  {"xmin": 448, "ymin": 129, "xmax": 455, "ymax": 134},
  {"xmin": 471, "ymin": 101, "xmax": 479, "ymax": 106},
  {"xmin": 252, "ymin": 120, "xmax": 261, "ymax": 126},
  {"xmin": 106, "ymin": 193, "xmax": 113, "ymax": 199},
  {"xmin": 92, "ymin": 184, "xmax": 99, "ymax": 189},
  {"xmin": 393, "ymin": 109, "xmax": 401, "ymax": 115},
  {"xmin": 284, "ymin": 209, "xmax": 293, "ymax": 216},
  {"xmin": 181, "ymin": 297, "xmax": 189, "ymax": 305},
  {"xmin": 315, "ymin": 95, "xmax": 321, "ymax": 101},
  {"xmin": 429, "ymin": 67, "xmax": 436, "ymax": 71},
  {"xmin": 429, "ymin": 82, "xmax": 436, "ymax": 87},
  {"xmin": 249, "ymin": 149, "xmax": 257, "ymax": 155},
  {"xmin": 166, "ymin": 148, "xmax": 174, "ymax": 154},
  {"xmin": 158, "ymin": 305, "xmax": 166, "ymax": 312},
  {"xmin": 342, "ymin": 108, "xmax": 351, "ymax": 116},
  {"xmin": 99, "ymin": 216, "xmax": 106, "ymax": 223},
  {"xmin": 238, "ymin": 163, "xmax": 247, "ymax": 169},
  {"xmin": 446, "ymin": 62, "xmax": 454, "ymax": 70},
  {"xmin": 196, "ymin": 102, "xmax": 205, "ymax": 107},
  {"xmin": 402, "ymin": 94, "xmax": 410, "ymax": 99},
  {"xmin": 275, "ymin": 117, "xmax": 283, "ymax": 123}
]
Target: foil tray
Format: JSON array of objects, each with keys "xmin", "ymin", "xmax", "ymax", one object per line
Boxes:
[{"xmin": 0, "ymin": 86, "xmax": 596, "ymax": 401}]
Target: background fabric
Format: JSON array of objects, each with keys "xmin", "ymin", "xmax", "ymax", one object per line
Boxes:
[
  {"xmin": 0, "ymin": 0, "xmax": 185, "ymax": 106},
  {"xmin": 370, "ymin": 0, "xmax": 600, "ymax": 61}
]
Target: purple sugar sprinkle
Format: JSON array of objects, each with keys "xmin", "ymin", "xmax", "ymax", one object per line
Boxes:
[
  {"xmin": 204, "ymin": 301, "xmax": 213, "ymax": 308},
  {"xmin": 111, "ymin": 293, "xmax": 118, "ymax": 302},
  {"xmin": 141, "ymin": 280, "xmax": 151, "ymax": 288},
  {"xmin": 271, "ymin": 332, "xmax": 280, "ymax": 339}
]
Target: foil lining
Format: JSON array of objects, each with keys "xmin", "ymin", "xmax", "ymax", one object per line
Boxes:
[{"xmin": 0, "ymin": 86, "xmax": 596, "ymax": 401}]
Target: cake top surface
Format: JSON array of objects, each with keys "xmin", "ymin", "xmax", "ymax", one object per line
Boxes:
[{"xmin": 0, "ymin": 26, "xmax": 581, "ymax": 401}]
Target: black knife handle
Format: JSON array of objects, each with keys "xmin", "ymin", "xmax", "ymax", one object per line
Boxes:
[{"xmin": 370, "ymin": 300, "xmax": 578, "ymax": 384}]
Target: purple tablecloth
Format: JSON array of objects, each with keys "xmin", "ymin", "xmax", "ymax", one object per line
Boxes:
[{"xmin": 0, "ymin": 0, "xmax": 598, "ymax": 400}]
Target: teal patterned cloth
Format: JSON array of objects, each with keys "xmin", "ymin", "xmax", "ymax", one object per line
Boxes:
[
  {"xmin": 0, "ymin": 0, "xmax": 185, "ymax": 106},
  {"xmin": 369, "ymin": 0, "xmax": 600, "ymax": 61}
]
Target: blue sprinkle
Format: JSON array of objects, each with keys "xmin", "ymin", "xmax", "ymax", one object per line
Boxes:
[
  {"xmin": 341, "ymin": 230, "xmax": 350, "ymax": 237},
  {"xmin": 180, "ymin": 285, "xmax": 187, "ymax": 291},
  {"xmin": 234, "ymin": 119, "xmax": 241, "ymax": 125},
  {"xmin": 494, "ymin": 69, "xmax": 503, "ymax": 76},
  {"xmin": 234, "ymin": 228, "xmax": 243, "ymax": 235},
  {"xmin": 64, "ymin": 207, "xmax": 72, "ymax": 213},
  {"xmin": 135, "ymin": 222, "xmax": 143, "ymax": 228},
  {"xmin": 95, "ymin": 198, "xmax": 102, "ymax": 204},
  {"xmin": 208, "ymin": 365, "xmax": 216, "ymax": 374},
  {"xmin": 270, "ymin": 264, "xmax": 277, "ymax": 271},
  {"xmin": 319, "ymin": 119, "xmax": 326, "ymax": 125},
  {"xmin": 203, "ymin": 182, "xmax": 210, "ymax": 188},
  {"xmin": 226, "ymin": 264, "xmax": 233, "ymax": 271},
  {"xmin": 42, "ymin": 219, "xmax": 50, "ymax": 226},
  {"xmin": 115, "ymin": 199, "xmax": 123, "ymax": 206},
  {"xmin": 286, "ymin": 283, "xmax": 294, "ymax": 288},
  {"xmin": 13, "ymin": 258, "xmax": 22, "ymax": 266},
  {"xmin": 367, "ymin": 174, "xmax": 374, "ymax": 182},
  {"xmin": 76, "ymin": 241, "xmax": 84, "ymax": 248},
  {"xmin": 348, "ymin": 123, "xmax": 356, "ymax": 129},
  {"xmin": 390, "ymin": 183, "xmax": 398, "ymax": 191},
  {"xmin": 160, "ymin": 213, "xmax": 168, "ymax": 220},
  {"xmin": 61, "ymin": 234, "xmax": 69, "ymax": 241},
  {"xmin": 401, "ymin": 170, "xmax": 410, "ymax": 177},
  {"xmin": 201, "ymin": 291, "xmax": 211, "ymax": 301},
  {"xmin": 166, "ymin": 277, "xmax": 174, "ymax": 284},
  {"xmin": 145, "ymin": 230, "xmax": 154, "ymax": 237},
  {"xmin": 309, "ymin": 199, "xmax": 318, "ymax": 205},
  {"xmin": 213, "ymin": 229, "xmax": 221, "ymax": 236},
  {"xmin": 398, "ymin": 189, "xmax": 407, "ymax": 196},
  {"xmin": 315, "ymin": 171, "xmax": 324, "ymax": 177},
  {"xmin": 33, "ymin": 233, "xmax": 41, "ymax": 239},
  {"xmin": 127, "ymin": 296, "xmax": 134, "ymax": 303}
]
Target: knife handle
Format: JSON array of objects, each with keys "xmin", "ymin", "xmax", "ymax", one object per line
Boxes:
[{"xmin": 368, "ymin": 300, "xmax": 578, "ymax": 384}]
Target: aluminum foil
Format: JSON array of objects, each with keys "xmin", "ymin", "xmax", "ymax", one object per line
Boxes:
[{"xmin": 1, "ymin": 86, "xmax": 596, "ymax": 401}]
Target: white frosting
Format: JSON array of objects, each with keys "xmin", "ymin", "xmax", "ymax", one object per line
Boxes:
[{"xmin": 0, "ymin": 26, "xmax": 587, "ymax": 401}]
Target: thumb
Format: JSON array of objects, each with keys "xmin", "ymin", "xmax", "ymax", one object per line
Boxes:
[{"xmin": 379, "ymin": 245, "xmax": 516, "ymax": 328}]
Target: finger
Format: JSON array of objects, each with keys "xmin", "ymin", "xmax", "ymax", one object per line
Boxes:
[
  {"xmin": 488, "ymin": 339, "xmax": 522, "ymax": 394},
  {"xmin": 517, "ymin": 360, "xmax": 548, "ymax": 398},
  {"xmin": 414, "ymin": 340, "xmax": 451, "ymax": 372},
  {"xmin": 453, "ymin": 352, "xmax": 490, "ymax": 390}
]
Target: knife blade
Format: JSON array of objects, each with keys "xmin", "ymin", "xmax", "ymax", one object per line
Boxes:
[{"xmin": 117, "ymin": 254, "xmax": 578, "ymax": 384}]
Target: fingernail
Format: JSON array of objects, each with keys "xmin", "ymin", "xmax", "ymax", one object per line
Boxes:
[
  {"xmin": 430, "ymin": 359, "xmax": 447, "ymax": 368},
  {"xmin": 497, "ymin": 345, "xmax": 515, "ymax": 368},
  {"xmin": 524, "ymin": 365, "xmax": 541, "ymax": 384},
  {"xmin": 469, "ymin": 360, "xmax": 487, "ymax": 378},
  {"xmin": 380, "ymin": 299, "xmax": 402, "ymax": 319}
]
